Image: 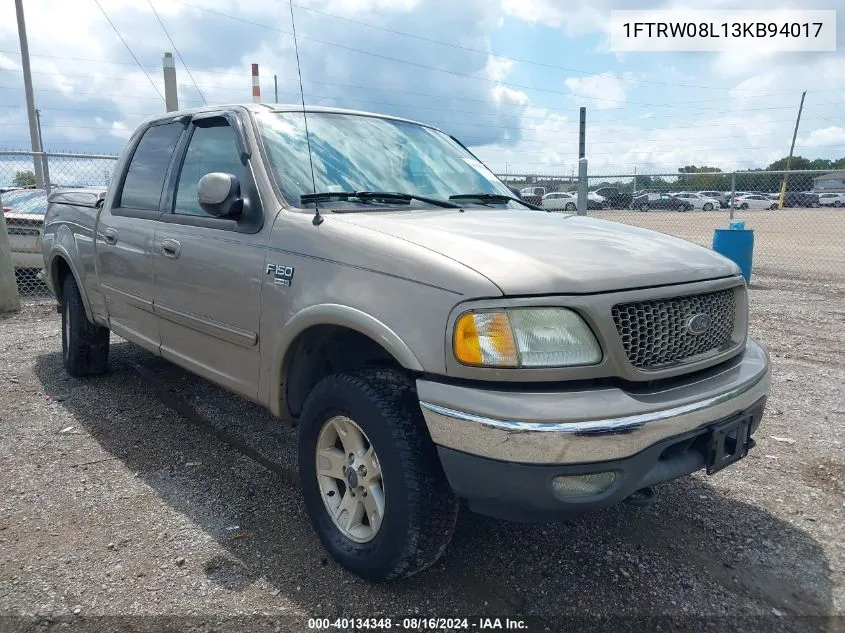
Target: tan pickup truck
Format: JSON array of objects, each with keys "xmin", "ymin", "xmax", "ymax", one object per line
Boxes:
[{"xmin": 42, "ymin": 104, "xmax": 770, "ymax": 582}]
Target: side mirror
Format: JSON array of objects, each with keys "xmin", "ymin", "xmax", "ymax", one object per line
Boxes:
[{"xmin": 197, "ymin": 172, "xmax": 242, "ymax": 217}]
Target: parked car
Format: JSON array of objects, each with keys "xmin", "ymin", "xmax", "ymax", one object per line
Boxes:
[
  {"xmin": 698, "ymin": 191, "xmax": 730, "ymax": 208},
  {"xmin": 631, "ymin": 192, "xmax": 694, "ymax": 212},
  {"xmin": 43, "ymin": 104, "xmax": 770, "ymax": 582},
  {"xmin": 520, "ymin": 186, "xmax": 545, "ymax": 197},
  {"xmin": 672, "ymin": 192, "xmax": 720, "ymax": 211},
  {"xmin": 2, "ymin": 188, "xmax": 50, "ymax": 269},
  {"xmin": 543, "ymin": 191, "xmax": 605, "ymax": 211},
  {"xmin": 542, "ymin": 191, "xmax": 577, "ymax": 212},
  {"xmin": 817, "ymin": 192, "xmax": 845, "ymax": 207},
  {"xmin": 782, "ymin": 191, "xmax": 820, "ymax": 208},
  {"xmin": 731, "ymin": 194, "xmax": 778, "ymax": 210},
  {"xmin": 592, "ymin": 187, "xmax": 633, "ymax": 209}
]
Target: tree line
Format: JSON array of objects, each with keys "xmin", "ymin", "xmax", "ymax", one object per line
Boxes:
[{"xmin": 636, "ymin": 156, "xmax": 845, "ymax": 193}]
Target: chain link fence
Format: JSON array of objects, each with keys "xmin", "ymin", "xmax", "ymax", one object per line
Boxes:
[
  {"xmin": 500, "ymin": 169, "xmax": 845, "ymax": 282},
  {"xmin": 2, "ymin": 150, "xmax": 843, "ymax": 304},
  {"xmin": 1, "ymin": 151, "xmax": 117, "ymax": 301}
]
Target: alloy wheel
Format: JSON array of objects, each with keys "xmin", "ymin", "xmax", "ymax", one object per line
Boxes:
[{"xmin": 315, "ymin": 415, "xmax": 385, "ymax": 543}]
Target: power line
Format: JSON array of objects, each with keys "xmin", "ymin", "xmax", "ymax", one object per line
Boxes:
[
  {"xmin": 3, "ymin": 50, "xmax": 844, "ymax": 108},
  {"xmin": 4, "ymin": 64, "xmax": 843, "ymax": 122},
  {"xmin": 91, "ymin": 0, "xmax": 165, "ymax": 104},
  {"xmin": 167, "ymin": 1, "xmax": 778, "ymax": 110},
  {"xmin": 2, "ymin": 52, "xmax": 842, "ymax": 121},
  {"xmin": 3, "ymin": 104, "xmax": 840, "ymax": 146},
  {"xmin": 146, "ymin": 0, "xmax": 207, "ymax": 105},
  {"xmin": 288, "ymin": 2, "xmax": 815, "ymax": 95}
]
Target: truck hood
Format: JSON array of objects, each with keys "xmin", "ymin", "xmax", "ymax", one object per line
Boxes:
[{"xmin": 333, "ymin": 209, "xmax": 740, "ymax": 295}]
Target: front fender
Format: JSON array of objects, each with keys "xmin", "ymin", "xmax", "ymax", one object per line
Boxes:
[{"xmin": 268, "ymin": 303, "xmax": 424, "ymax": 418}]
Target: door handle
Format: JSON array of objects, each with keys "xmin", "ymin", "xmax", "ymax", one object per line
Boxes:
[
  {"xmin": 102, "ymin": 228, "xmax": 118, "ymax": 245},
  {"xmin": 161, "ymin": 238, "xmax": 181, "ymax": 259}
]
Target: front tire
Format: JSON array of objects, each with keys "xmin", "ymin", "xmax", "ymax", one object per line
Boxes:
[
  {"xmin": 703, "ymin": 203, "xmax": 714, "ymax": 211},
  {"xmin": 564, "ymin": 202, "xmax": 576, "ymax": 212},
  {"xmin": 740, "ymin": 203, "xmax": 749, "ymax": 210},
  {"xmin": 298, "ymin": 370, "xmax": 459, "ymax": 582},
  {"xmin": 62, "ymin": 275, "xmax": 110, "ymax": 377},
  {"xmin": 639, "ymin": 203, "xmax": 649, "ymax": 212}
]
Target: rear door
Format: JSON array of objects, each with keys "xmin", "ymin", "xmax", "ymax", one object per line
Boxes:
[
  {"xmin": 96, "ymin": 120, "xmax": 186, "ymax": 353},
  {"xmin": 151, "ymin": 112, "xmax": 268, "ymax": 398}
]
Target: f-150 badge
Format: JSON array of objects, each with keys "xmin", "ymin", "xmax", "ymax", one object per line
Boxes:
[{"xmin": 266, "ymin": 263, "xmax": 294, "ymax": 287}]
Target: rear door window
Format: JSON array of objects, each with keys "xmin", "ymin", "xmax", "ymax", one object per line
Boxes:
[{"xmin": 118, "ymin": 122, "xmax": 184, "ymax": 211}]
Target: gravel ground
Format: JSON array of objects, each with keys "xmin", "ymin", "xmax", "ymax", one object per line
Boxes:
[
  {"xmin": 591, "ymin": 208, "xmax": 845, "ymax": 280},
  {"xmin": 1, "ymin": 269, "xmax": 844, "ymax": 633}
]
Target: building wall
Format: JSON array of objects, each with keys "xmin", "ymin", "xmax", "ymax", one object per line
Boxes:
[{"xmin": 814, "ymin": 177, "xmax": 845, "ymax": 191}]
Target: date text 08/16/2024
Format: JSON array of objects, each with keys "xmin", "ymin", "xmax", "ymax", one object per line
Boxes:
[{"xmin": 308, "ymin": 618, "xmax": 529, "ymax": 630}]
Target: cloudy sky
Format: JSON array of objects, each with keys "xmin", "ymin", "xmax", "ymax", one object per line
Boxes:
[{"xmin": 0, "ymin": 0, "xmax": 843, "ymax": 176}]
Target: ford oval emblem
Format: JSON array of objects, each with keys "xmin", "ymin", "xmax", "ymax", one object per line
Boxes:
[{"xmin": 686, "ymin": 313, "xmax": 712, "ymax": 335}]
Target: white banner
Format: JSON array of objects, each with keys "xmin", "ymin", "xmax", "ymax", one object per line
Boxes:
[{"xmin": 610, "ymin": 10, "xmax": 837, "ymax": 52}]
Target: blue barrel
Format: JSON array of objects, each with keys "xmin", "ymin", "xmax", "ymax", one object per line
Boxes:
[{"xmin": 712, "ymin": 227, "xmax": 754, "ymax": 282}]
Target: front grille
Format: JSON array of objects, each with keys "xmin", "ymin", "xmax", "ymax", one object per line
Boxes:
[{"xmin": 612, "ymin": 288, "xmax": 737, "ymax": 369}]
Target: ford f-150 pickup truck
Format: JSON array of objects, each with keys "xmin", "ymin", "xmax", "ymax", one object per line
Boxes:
[{"xmin": 42, "ymin": 104, "xmax": 770, "ymax": 582}]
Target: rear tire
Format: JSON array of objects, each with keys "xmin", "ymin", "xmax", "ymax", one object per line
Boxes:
[
  {"xmin": 639, "ymin": 203, "xmax": 649, "ymax": 212},
  {"xmin": 62, "ymin": 275, "xmax": 110, "ymax": 377},
  {"xmin": 298, "ymin": 369, "xmax": 459, "ymax": 582},
  {"xmin": 769, "ymin": 204, "xmax": 779, "ymax": 210},
  {"xmin": 564, "ymin": 202, "xmax": 576, "ymax": 212},
  {"xmin": 834, "ymin": 200, "xmax": 842, "ymax": 208}
]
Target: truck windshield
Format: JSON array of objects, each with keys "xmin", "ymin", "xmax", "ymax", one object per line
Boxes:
[{"xmin": 256, "ymin": 111, "xmax": 515, "ymax": 207}]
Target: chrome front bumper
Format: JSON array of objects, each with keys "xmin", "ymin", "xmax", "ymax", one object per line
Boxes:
[{"xmin": 418, "ymin": 340, "xmax": 770, "ymax": 465}]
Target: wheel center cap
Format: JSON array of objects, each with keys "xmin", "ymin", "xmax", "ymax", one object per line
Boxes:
[{"xmin": 346, "ymin": 469, "xmax": 359, "ymax": 488}]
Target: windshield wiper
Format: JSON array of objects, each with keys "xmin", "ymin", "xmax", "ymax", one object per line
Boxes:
[
  {"xmin": 449, "ymin": 193, "xmax": 544, "ymax": 211},
  {"xmin": 301, "ymin": 191, "xmax": 460, "ymax": 209}
]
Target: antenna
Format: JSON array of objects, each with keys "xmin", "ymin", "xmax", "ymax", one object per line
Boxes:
[{"xmin": 288, "ymin": 0, "xmax": 322, "ymax": 226}]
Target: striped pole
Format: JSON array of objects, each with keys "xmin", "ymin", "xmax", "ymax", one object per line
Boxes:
[{"xmin": 251, "ymin": 63, "xmax": 260, "ymax": 103}]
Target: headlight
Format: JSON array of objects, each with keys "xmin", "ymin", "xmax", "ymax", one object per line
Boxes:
[{"xmin": 453, "ymin": 308, "xmax": 601, "ymax": 368}]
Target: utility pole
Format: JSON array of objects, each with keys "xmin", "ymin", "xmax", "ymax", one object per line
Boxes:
[
  {"xmin": 576, "ymin": 106, "xmax": 588, "ymax": 215},
  {"xmin": 274, "ymin": 74, "xmax": 278, "ymax": 103},
  {"xmin": 35, "ymin": 108, "xmax": 50, "ymax": 190},
  {"xmin": 15, "ymin": 0, "xmax": 45, "ymax": 188},
  {"xmin": 162, "ymin": 52, "xmax": 178, "ymax": 112},
  {"xmin": 778, "ymin": 90, "xmax": 807, "ymax": 209}
]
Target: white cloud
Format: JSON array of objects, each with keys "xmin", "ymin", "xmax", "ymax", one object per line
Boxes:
[
  {"xmin": 484, "ymin": 56, "xmax": 514, "ymax": 82},
  {"xmin": 564, "ymin": 73, "xmax": 630, "ymax": 110},
  {"xmin": 109, "ymin": 120, "xmax": 132, "ymax": 140},
  {"xmin": 1, "ymin": 0, "xmax": 843, "ymax": 177},
  {"xmin": 321, "ymin": 0, "xmax": 422, "ymax": 14},
  {"xmin": 0, "ymin": 53, "xmax": 20, "ymax": 71},
  {"xmin": 492, "ymin": 85, "xmax": 528, "ymax": 107},
  {"xmin": 800, "ymin": 127, "xmax": 845, "ymax": 149},
  {"xmin": 500, "ymin": 0, "xmax": 566, "ymax": 27}
]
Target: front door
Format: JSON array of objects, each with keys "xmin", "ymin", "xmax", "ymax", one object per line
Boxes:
[
  {"xmin": 152, "ymin": 114, "xmax": 267, "ymax": 399},
  {"xmin": 96, "ymin": 121, "xmax": 185, "ymax": 353}
]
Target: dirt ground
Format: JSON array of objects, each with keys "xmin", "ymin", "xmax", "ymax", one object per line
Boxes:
[{"xmin": 1, "ymin": 259, "xmax": 844, "ymax": 631}]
